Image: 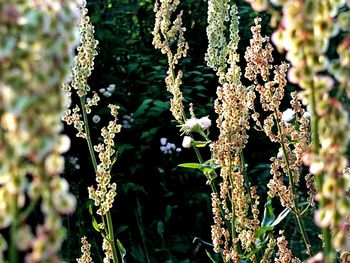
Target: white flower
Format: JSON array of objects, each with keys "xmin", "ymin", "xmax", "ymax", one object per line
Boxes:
[
  {"xmin": 310, "ymin": 160, "xmax": 324, "ymax": 175},
  {"xmin": 1, "ymin": 112, "xmax": 17, "ymax": 131},
  {"xmin": 45, "ymin": 154, "xmax": 65, "ymax": 174},
  {"xmin": 303, "ymin": 111, "xmax": 311, "ymax": 119},
  {"xmin": 185, "ymin": 118, "xmax": 199, "ymax": 129},
  {"xmin": 198, "ymin": 116, "xmax": 211, "ymax": 129},
  {"xmin": 160, "ymin": 138, "xmax": 167, "ymax": 145},
  {"xmin": 56, "ymin": 134, "xmax": 71, "ymax": 154},
  {"xmin": 281, "ymin": 108, "xmax": 295, "ymax": 123},
  {"xmin": 182, "ymin": 136, "xmax": 192, "ymax": 148},
  {"xmin": 160, "ymin": 146, "xmax": 167, "ymax": 153},
  {"xmin": 99, "ymin": 88, "xmax": 106, "ymax": 93},
  {"xmin": 176, "ymin": 148, "xmax": 182, "ymax": 153},
  {"xmin": 168, "ymin": 143, "xmax": 176, "ymax": 150},
  {"xmin": 107, "ymin": 84, "xmax": 115, "ymax": 92},
  {"xmin": 92, "ymin": 115, "xmax": 101, "ymax": 124},
  {"xmin": 103, "ymin": 91, "xmax": 112, "ymax": 97},
  {"xmin": 277, "ymin": 148, "xmax": 283, "ymax": 159}
]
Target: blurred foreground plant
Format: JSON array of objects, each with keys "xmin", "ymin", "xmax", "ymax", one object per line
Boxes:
[{"xmin": 0, "ymin": 1, "xmax": 80, "ymax": 262}]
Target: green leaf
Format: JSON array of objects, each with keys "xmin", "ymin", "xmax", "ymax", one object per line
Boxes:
[
  {"xmin": 92, "ymin": 216, "xmax": 100, "ymax": 233},
  {"xmin": 178, "ymin": 163, "xmax": 219, "ymax": 172},
  {"xmin": 261, "ymin": 197, "xmax": 275, "ymax": 227},
  {"xmin": 116, "ymin": 225, "xmax": 129, "ymax": 235},
  {"xmin": 255, "ymin": 226, "xmax": 274, "ymax": 238},
  {"xmin": 157, "ymin": 221, "xmax": 164, "ymax": 238},
  {"xmin": 117, "ymin": 239, "xmax": 127, "ymax": 263},
  {"xmin": 271, "ymin": 208, "xmax": 290, "ymax": 227},
  {"xmin": 133, "ymin": 99, "xmax": 153, "ymax": 117},
  {"xmin": 255, "ymin": 208, "xmax": 290, "ymax": 238},
  {"xmin": 192, "ymin": 141, "xmax": 210, "ymax": 147},
  {"xmin": 205, "ymin": 250, "xmax": 216, "ymax": 263},
  {"xmin": 87, "ymin": 200, "xmax": 94, "ymax": 216},
  {"xmin": 178, "ymin": 163, "xmax": 203, "ymax": 169}
]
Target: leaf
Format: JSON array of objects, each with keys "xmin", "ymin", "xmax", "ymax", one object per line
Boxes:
[
  {"xmin": 92, "ymin": 216, "xmax": 100, "ymax": 233},
  {"xmin": 261, "ymin": 197, "xmax": 275, "ymax": 227},
  {"xmin": 255, "ymin": 226, "xmax": 274, "ymax": 238},
  {"xmin": 157, "ymin": 221, "xmax": 164, "ymax": 238},
  {"xmin": 271, "ymin": 208, "xmax": 290, "ymax": 227},
  {"xmin": 255, "ymin": 208, "xmax": 290, "ymax": 238},
  {"xmin": 178, "ymin": 163, "xmax": 219, "ymax": 173},
  {"xmin": 140, "ymin": 127, "xmax": 158, "ymax": 139},
  {"xmin": 178, "ymin": 163, "xmax": 203, "ymax": 169},
  {"xmin": 117, "ymin": 239, "xmax": 127, "ymax": 263},
  {"xmin": 205, "ymin": 250, "xmax": 216, "ymax": 263},
  {"xmin": 87, "ymin": 201, "xmax": 94, "ymax": 216},
  {"xmin": 192, "ymin": 141, "xmax": 210, "ymax": 147},
  {"xmin": 116, "ymin": 225, "xmax": 129, "ymax": 235},
  {"xmin": 133, "ymin": 99, "xmax": 153, "ymax": 117}
]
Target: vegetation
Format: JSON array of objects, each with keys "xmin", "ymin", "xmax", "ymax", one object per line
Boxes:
[{"xmin": 1, "ymin": 0, "xmax": 350, "ymax": 262}]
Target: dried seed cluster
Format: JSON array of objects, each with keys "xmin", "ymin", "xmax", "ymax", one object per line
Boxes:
[{"xmin": 152, "ymin": 0, "xmax": 189, "ymax": 122}]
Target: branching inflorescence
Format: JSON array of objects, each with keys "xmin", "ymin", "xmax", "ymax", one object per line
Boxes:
[{"xmin": 62, "ymin": 2, "xmax": 122, "ymax": 262}]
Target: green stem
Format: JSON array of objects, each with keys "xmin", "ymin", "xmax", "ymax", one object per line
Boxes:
[
  {"xmin": 309, "ymin": 83, "xmax": 333, "ymax": 262},
  {"xmin": 107, "ymin": 212, "xmax": 119, "ymax": 263},
  {"xmin": 9, "ymin": 193, "xmax": 18, "ymax": 263},
  {"xmin": 19, "ymin": 198, "xmax": 38, "ymax": 223},
  {"xmin": 135, "ymin": 198, "xmax": 151, "ymax": 263},
  {"xmin": 80, "ymin": 97, "xmax": 98, "ymax": 170},
  {"xmin": 80, "ymin": 96, "xmax": 119, "ymax": 263},
  {"xmin": 239, "ymin": 152, "xmax": 254, "ymax": 210},
  {"xmin": 274, "ymin": 111, "xmax": 313, "ymax": 256}
]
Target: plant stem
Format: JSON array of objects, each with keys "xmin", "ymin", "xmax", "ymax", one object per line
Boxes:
[
  {"xmin": 309, "ymin": 83, "xmax": 333, "ymax": 262},
  {"xmin": 9, "ymin": 193, "xmax": 18, "ymax": 263},
  {"xmin": 135, "ymin": 198, "xmax": 151, "ymax": 263},
  {"xmin": 274, "ymin": 111, "xmax": 313, "ymax": 256},
  {"xmin": 80, "ymin": 96, "xmax": 119, "ymax": 263},
  {"xmin": 239, "ymin": 152, "xmax": 254, "ymax": 210},
  {"xmin": 107, "ymin": 212, "xmax": 119, "ymax": 263},
  {"xmin": 80, "ymin": 97, "xmax": 98, "ymax": 170}
]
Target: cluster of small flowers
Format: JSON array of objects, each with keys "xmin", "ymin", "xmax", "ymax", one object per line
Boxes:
[
  {"xmin": 205, "ymin": 0, "xmax": 230, "ymax": 83},
  {"xmin": 71, "ymin": 0, "xmax": 99, "ymax": 98},
  {"xmin": 330, "ymin": 37, "xmax": 350, "ymax": 97},
  {"xmin": 275, "ymin": 231, "xmax": 300, "ymax": 263},
  {"xmin": 76, "ymin": 236, "xmax": 93, "ymax": 263},
  {"xmin": 205, "ymin": 3, "xmax": 266, "ymax": 260},
  {"xmin": 152, "ymin": 0, "xmax": 189, "ymax": 122},
  {"xmin": 0, "ymin": 0, "xmax": 80, "ymax": 261},
  {"xmin": 122, "ymin": 113, "xmax": 134, "ymax": 129},
  {"xmin": 88, "ymin": 105, "xmax": 121, "ymax": 216},
  {"xmin": 69, "ymin": 156, "xmax": 81, "ymax": 170},
  {"xmin": 206, "ymin": 1, "xmax": 241, "ymax": 84},
  {"xmin": 99, "ymin": 84, "xmax": 116, "ymax": 98},
  {"xmin": 62, "ymin": 1, "xmax": 101, "ymax": 140},
  {"xmin": 63, "ymin": 105, "xmax": 86, "ymax": 139},
  {"xmin": 102, "ymin": 238, "xmax": 113, "ymax": 263},
  {"xmin": 261, "ymin": 235, "xmax": 276, "ymax": 263},
  {"xmin": 160, "ymin": 138, "xmax": 181, "ymax": 154},
  {"xmin": 180, "ymin": 116, "xmax": 212, "ymax": 149},
  {"xmin": 244, "ymin": 19, "xmax": 311, "ymax": 213},
  {"xmin": 85, "ymin": 92, "xmax": 101, "ymax": 114}
]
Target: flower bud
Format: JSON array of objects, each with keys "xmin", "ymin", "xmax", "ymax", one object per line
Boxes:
[{"xmin": 182, "ymin": 136, "xmax": 192, "ymax": 148}]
